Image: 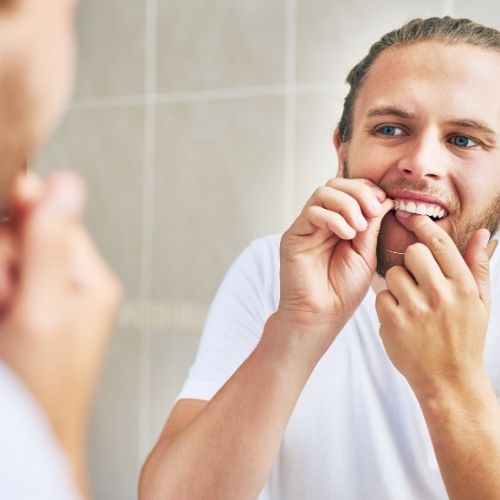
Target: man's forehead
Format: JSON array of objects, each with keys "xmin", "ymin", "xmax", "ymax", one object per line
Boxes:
[{"xmin": 354, "ymin": 41, "xmax": 500, "ymax": 128}]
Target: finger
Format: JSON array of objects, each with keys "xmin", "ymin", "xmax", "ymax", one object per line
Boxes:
[
  {"xmin": 395, "ymin": 211, "xmax": 466, "ymax": 280},
  {"xmin": 464, "ymin": 229, "xmax": 492, "ymax": 306},
  {"xmin": 352, "ymin": 198, "xmax": 394, "ymax": 263},
  {"xmin": 375, "ymin": 289, "xmax": 398, "ymax": 325},
  {"xmin": 305, "ymin": 186, "xmax": 368, "ymax": 232},
  {"xmin": 305, "ymin": 205, "xmax": 356, "ymax": 239},
  {"xmin": 324, "ymin": 178, "xmax": 387, "ymax": 218},
  {"xmin": 13, "ymin": 176, "xmax": 87, "ymax": 314},
  {"xmin": 403, "ymin": 242, "xmax": 447, "ymax": 291},
  {"xmin": 384, "ymin": 265, "xmax": 417, "ymax": 305},
  {"xmin": 7, "ymin": 171, "xmax": 85, "ymax": 230}
]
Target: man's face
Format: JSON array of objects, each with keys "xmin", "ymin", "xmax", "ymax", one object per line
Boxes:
[
  {"xmin": 337, "ymin": 41, "xmax": 500, "ymax": 276},
  {"xmin": 0, "ymin": 0, "xmax": 77, "ymax": 203},
  {"xmin": 9, "ymin": 0, "xmax": 77, "ymax": 143}
]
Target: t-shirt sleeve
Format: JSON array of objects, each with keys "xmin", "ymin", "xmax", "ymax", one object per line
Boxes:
[
  {"xmin": 0, "ymin": 361, "xmax": 80, "ymax": 500},
  {"xmin": 177, "ymin": 234, "xmax": 281, "ymax": 402}
]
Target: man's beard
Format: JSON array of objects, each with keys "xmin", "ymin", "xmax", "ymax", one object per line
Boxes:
[{"xmin": 341, "ymin": 159, "xmax": 500, "ymax": 277}]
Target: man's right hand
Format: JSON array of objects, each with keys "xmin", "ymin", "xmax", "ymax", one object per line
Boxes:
[
  {"xmin": 276, "ymin": 177, "xmax": 393, "ymax": 345},
  {"xmin": 140, "ymin": 177, "xmax": 394, "ymax": 500}
]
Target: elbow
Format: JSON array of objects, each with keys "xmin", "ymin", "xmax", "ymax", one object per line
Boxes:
[{"xmin": 138, "ymin": 449, "xmax": 166, "ymax": 500}]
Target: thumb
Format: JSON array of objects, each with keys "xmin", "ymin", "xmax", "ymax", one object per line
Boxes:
[
  {"xmin": 464, "ymin": 229, "xmax": 495, "ymax": 307},
  {"xmin": 354, "ymin": 198, "xmax": 394, "ymax": 262}
]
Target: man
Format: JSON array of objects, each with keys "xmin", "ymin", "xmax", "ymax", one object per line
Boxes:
[
  {"xmin": 0, "ymin": 1, "xmax": 121, "ymax": 499},
  {"xmin": 141, "ymin": 17, "xmax": 500, "ymax": 500}
]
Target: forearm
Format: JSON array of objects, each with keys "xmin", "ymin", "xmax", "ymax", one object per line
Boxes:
[
  {"xmin": 417, "ymin": 372, "xmax": 500, "ymax": 500},
  {"xmin": 140, "ymin": 313, "xmax": 333, "ymax": 500}
]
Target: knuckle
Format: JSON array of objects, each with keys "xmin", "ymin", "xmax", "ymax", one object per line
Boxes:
[
  {"xmin": 476, "ymin": 257, "xmax": 490, "ymax": 275},
  {"xmin": 360, "ymin": 183, "xmax": 376, "ymax": 199},
  {"xmin": 314, "ymin": 185, "xmax": 329, "ymax": 200},
  {"xmin": 427, "ymin": 285, "xmax": 447, "ymax": 308},
  {"xmin": 304, "ymin": 205, "xmax": 319, "ymax": 220},
  {"xmin": 407, "ymin": 299, "xmax": 426, "ymax": 318},
  {"xmin": 405, "ymin": 242, "xmax": 425, "ymax": 258},
  {"xmin": 429, "ymin": 233, "xmax": 449, "ymax": 251},
  {"xmin": 455, "ymin": 282, "xmax": 476, "ymax": 300}
]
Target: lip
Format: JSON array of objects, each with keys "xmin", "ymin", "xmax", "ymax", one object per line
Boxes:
[{"xmin": 387, "ymin": 190, "xmax": 450, "ymax": 213}]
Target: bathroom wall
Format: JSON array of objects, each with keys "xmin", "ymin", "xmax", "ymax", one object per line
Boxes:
[{"xmin": 36, "ymin": 1, "xmax": 500, "ymax": 498}]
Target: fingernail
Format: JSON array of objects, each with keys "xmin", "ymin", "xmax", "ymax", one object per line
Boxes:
[
  {"xmin": 371, "ymin": 200, "xmax": 382, "ymax": 214},
  {"xmin": 396, "ymin": 210, "xmax": 411, "ymax": 219}
]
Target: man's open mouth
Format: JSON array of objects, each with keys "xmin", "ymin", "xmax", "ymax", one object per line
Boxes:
[{"xmin": 391, "ymin": 198, "xmax": 448, "ymax": 221}]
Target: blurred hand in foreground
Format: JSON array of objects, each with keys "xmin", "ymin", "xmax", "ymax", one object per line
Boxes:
[{"xmin": 0, "ymin": 171, "xmax": 122, "ymax": 497}]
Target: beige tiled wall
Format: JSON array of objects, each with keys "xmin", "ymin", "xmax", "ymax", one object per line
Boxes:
[{"xmin": 35, "ymin": 1, "xmax": 496, "ymax": 498}]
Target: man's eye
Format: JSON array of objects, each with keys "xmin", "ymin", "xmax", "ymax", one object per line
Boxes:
[
  {"xmin": 376, "ymin": 125, "xmax": 404, "ymax": 136},
  {"xmin": 449, "ymin": 135, "xmax": 479, "ymax": 148}
]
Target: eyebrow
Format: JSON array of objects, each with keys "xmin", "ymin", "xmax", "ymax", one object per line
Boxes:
[
  {"xmin": 366, "ymin": 106, "xmax": 416, "ymax": 120},
  {"xmin": 447, "ymin": 119, "xmax": 496, "ymax": 140},
  {"xmin": 366, "ymin": 106, "xmax": 497, "ymax": 142}
]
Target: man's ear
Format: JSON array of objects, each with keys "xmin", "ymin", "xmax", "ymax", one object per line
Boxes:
[{"xmin": 333, "ymin": 127, "xmax": 347, "ymax": 178}]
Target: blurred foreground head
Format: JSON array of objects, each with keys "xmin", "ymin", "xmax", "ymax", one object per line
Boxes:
[{"xmin": 0, "ymin": 0, "xmax": 77, "ymax": 203}]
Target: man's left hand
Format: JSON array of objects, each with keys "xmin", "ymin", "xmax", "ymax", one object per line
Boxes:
[{"xmin": 375, "ymin": 211, "xmax": 497, "ymax": 396}]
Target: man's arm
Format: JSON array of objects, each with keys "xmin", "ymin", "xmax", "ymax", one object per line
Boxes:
[
  {"xmin": 139, "ymin": 178, "xmax": 392, "ymax": 499},
  {"xmin": 376, "ymin": 212, "xmax": 500, "ymax": 500},
  {"xmin": 419, "ymin": 372, "xmax": 500, "ymax": 500},
  {"xmin": 140, "ymin": 314, "xmax": 330, "ymax": 500}
]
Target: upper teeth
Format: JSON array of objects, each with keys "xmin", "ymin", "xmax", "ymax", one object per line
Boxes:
[{"xmin": 393, "ymin": 199, "xmax": 447, "ymax": 219}]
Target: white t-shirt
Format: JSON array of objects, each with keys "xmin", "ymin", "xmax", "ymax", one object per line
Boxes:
[
  {"xmin": 179, "ymin": 234, "xmax": 500, "ymax": 500},
  {"xmin": 0, "ymin": 361, "xmax": 80, "ymax": 500}
]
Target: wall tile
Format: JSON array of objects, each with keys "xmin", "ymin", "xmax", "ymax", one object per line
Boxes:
[
  {"xmin": 152, "ymin": 96, "xmax": 285, "ymax": 304},
  {"xmin": 35, "ymin": 106, "xmax": 145, "ymax": 299},
  {"xmin": 148, "ymin": 326, "xmax": 202, "ymax": 446},
  {"xmin": 157, "ymin": 0, "xmax": 286, "ymax": 91},
  {"xmin": 455, "ymin": 0, "xmax": 500, "ymax": 28},
  {"xmin": 74, "ymin": 0, "xmax": 145, "ymax": 99},
  {"xmin": 297, "ymin": 0, "xmax": 447, "ymax": 85},
  {"xmin": 87, "ymin": 327, "xmax": 141, "ymax": 500},
  {"xmin": 294, "ymin": 91, "xmax": 343, "ymax": 215}
]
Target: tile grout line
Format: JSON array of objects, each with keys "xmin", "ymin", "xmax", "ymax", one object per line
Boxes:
[
  {"xmin": 138, "ymin": 0, "xmax": 158, "ymax": 471},
  {"xmin": 283, "ymin": 0, "xmax": 297, "ymax": 228},
  {"xmin": 70, "ymin": 83, "xmax": 343, "ymax": 110}
]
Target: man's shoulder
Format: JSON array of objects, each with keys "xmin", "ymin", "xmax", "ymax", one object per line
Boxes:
[{"xmin": 240, "ymin": 233, "xmax": 281, "ymax": 272}]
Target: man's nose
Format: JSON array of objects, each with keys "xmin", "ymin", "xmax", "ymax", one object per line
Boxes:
[{"xmin": 396, "ymin": 133, "xmax": 448, "ymax": 180}]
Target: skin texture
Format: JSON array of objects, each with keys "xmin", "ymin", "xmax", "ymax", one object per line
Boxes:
[
  {"xmin": 0, "ymin": 1, "xmax": 123, "ymax": 497},
  {"xmin": 140, "ymin": 41, "xmax": 500, "ymax": 500}
]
